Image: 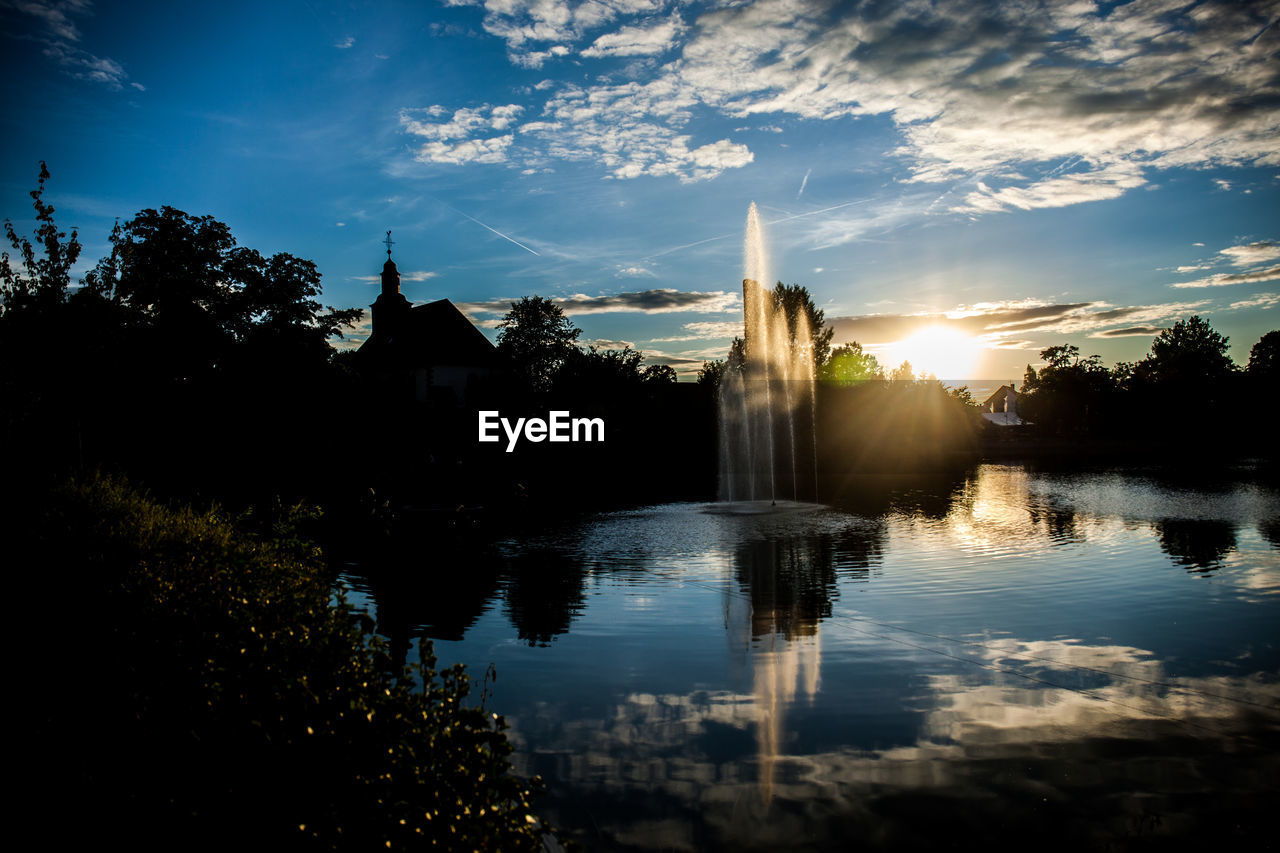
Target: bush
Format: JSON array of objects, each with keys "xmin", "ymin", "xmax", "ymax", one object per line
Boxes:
[{"xmin": 28, "ymin": 475, "xmax": 548, "ymax": 851}]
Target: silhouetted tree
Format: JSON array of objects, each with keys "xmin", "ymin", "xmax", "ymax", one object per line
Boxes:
[
  {"xmin": 1, "ymin": 161, "xmax": 81, "ymax": 315},
  {"xmin": 697, "ymin": 358, "xmax": 726, "ymax": 391},
  {"xmin": 1142, "ymin": 315, "xmax": 1235, "ymax": 386},
  {"xmin": 888, "ymin": 360, "xmax": 915, "ymax": 382},
  {"xmin": 496, "ymin": 295, "xmax": 581, "ymax": 392},
  {"xmin": 1246, "ymin": 330, "xmax": 1278, "ymax": 379},
  {"xmin": 1020, "ymin": 344, "xmax": 1113, "ymax": 434},
  {"xmin": 772, "ymin": 281, "xmax": 834, "ymax": 367},
  {"xmin": 820, "ymin": 341, "xmax": 882, "ymax": 384},
  {"xmin": 640, "ymin": 363, "xmax": 677, "ymax": 384}
]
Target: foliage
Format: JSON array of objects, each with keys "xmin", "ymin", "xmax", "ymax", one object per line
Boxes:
[
  {"xmin": 641, "ymin": 363, "xmax": 678, "ymax": 384},
  {"xmin": 496, "ymin": 295, "xmax": 582, "ymax": 391},
  {"xmin": 32, "ymin": 475, "xmax": 549, "ymax": 850},
  {"xmin": 1245, "ymin": 329, "xmax": 1278, "ymax": 378},
  {"xmin": 771, "ymin": 281, "xmax": 834, "ymax": 367},
  {"xmin": 1, "ymin": 164, "xmax": 363, "ymax": 498},
  {"xmin": 820, "ymin": 341, "xmax": 882, "ymax": 384},
  {"xmin": 1, "ymin": 161, "xmax": 81, "ymax": 315},
  {"xmin": 888, "ymin": 360, "xmax": 915, "ymax": 382},
  {"xmin": 1020, "ymin": 343, "xmax": 1114, "ymax": 433},
  {"xmin": 697, "ymin": 358, "xmax": 726, "ymax": 391},
  {"xmin": 1142, "ymin": 315, "xmax": 1235, "ymax": 385}
]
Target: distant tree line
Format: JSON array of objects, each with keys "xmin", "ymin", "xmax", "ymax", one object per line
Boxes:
[{"xmin": 1017, "ymin": 317, "xmax": 1276, "ymax": 445}]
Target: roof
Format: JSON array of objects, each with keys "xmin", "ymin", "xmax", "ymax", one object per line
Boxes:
[{"xmin": 359, "ymin": 298, "xmax": 499, "ymax": 369}]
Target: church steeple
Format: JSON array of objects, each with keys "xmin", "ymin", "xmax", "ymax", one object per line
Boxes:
[{"xmin": 371, "ymin": 230, "xmax": 410, "ymax": 342}]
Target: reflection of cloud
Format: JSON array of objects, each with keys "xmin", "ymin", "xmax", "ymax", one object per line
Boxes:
[{"xmin": 508, "ymin": 633, "xmax": 1280, "ymax": 851}]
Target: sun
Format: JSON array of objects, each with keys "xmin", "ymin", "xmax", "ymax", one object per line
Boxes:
[{"xmin": 885, "ymin": 326, "xmax": 983, "ymax": 380}]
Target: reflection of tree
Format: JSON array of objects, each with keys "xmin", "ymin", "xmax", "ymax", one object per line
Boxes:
[
  {"xmin": 1155, "ymin": 518, "xmax": 1237, "ymax": 573},
  {"xmin": 735, "ymin": 537, "xmax": 838, "ymax": 640},
  {"xmin": 501, "ymin": 548, "xmax": 587, "ymax": 646},
  {"xmin": 1027, "ymin": 497, "xmax": 1081, "ymax": 543},
  {"xmin": 825, "ymin": 470, "xmax": 971, "ymax": 520},
  {"xmin": 352, "ymin": 545, "xmax": 502, "ymax": 668},
  {"xmin": 1259, "ymin": 517, "xmax": 1280, "ymax": 550}
]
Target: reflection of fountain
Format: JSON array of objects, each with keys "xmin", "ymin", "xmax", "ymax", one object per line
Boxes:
[
  {"xmin": 719, "ymin": 203, "xmax": 817, "ymax": 502},
  {"xmin": 728, "ymin": 534, "xmax": 835, "ymax": 802}
]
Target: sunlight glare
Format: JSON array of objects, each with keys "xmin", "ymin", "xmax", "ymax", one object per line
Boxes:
[{"xmin": 885, "ymin": 326, "xmax": 983, "ymax": 379}]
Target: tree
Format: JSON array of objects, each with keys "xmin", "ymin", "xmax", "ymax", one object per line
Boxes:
[
  {"xmin": 820, "ymin": 341, "xmax": 882, "ymax": 384},
  {"xmin": 495, "ymin": 296, "xmax": 582, "ymax": 391},
  {"xmin": 771, "ymin": 282, "xmax": 833, "ymax": 368},
  {"xmin": 888, "ymin": 360, "xmax": 915, "ymax": 382},
  {"xmin": 1, "ymin": 161, "xmax": 81, "ymax": 315},
  {"xmin": 1246, "ymin": 330, "xmax": 1278, "ymax": 378},
  {"xmin": 641, "ymin": 363, "xmax": 677, "ymax": 384},
  {"xmin": 697, "ymin": 358, "xmax": 726, "ymax": 391},
  {"xmin": 1143, "ymin": 315, "xmax": 1235, "ymax": 385},
  {"xmin": 1019, "ymin": 343, "xmax": 1114, "ymax": 434}
]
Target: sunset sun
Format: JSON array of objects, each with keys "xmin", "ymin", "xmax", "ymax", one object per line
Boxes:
[{"xmin": 886, "ymin": 326, "xmax": 983, "ymax": 380}]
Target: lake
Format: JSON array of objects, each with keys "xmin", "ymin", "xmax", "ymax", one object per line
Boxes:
[{"xmin": 341, "ymin": 462, "xmax": 1280, "ymax": 850}]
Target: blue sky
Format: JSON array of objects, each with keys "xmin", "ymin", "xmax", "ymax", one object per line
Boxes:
[{"xmin": 3, "ymin": 0, "xmax": 1277, "ymax": 385}]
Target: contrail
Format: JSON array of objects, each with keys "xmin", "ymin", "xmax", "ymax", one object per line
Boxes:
[
  {"xmin": 445, "ymin": 203, "xmax": 541, "ymax": 256},
  {"xmin": 644, "ymin": 197, "xmax": 872, "ymax": 261},
  {"xmin": 767, "ymin": 197, "xmax": 870, "ymax": 224},
  {"xmin": 797, "ymin": 168, "xmax": 811, "ymax": 198}
]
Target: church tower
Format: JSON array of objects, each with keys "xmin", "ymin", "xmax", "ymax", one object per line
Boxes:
[{"xmin": 370, "ymin": 230, "xmax": 410, "ymax": 343}]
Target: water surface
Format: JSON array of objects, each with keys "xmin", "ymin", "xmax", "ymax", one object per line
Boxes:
[{"xmin": 342, "ymin": 463, "xmax": 1280, "ymax": 850}]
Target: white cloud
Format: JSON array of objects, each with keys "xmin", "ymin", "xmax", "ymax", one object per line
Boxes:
[
  {"xmin": 16, "ymin": 1, "xmax": 140, "ymax": 90},
  {"xmin": 335, "ymin": 36, "xmax": 355, "ymax": 49},
  {"xmin": 420, "ymin": 0, "xmax": 1280, "ymax": 204},
  {"xmin": 1229, "ymin": 293, "xmax": 1280, "ymax": 310},
  {"xmin": 1171, "ymin": 264, "xmax": 1280, "ymax": 289},
  {"xmin": 1219, "ymin": 240, "xmax": 1280, "ymax": 267},
  {"xmin": 582, "ymin": 18, "xmax": 682, "ymax": 58},
  {"xmin": 647, "ymin": 319, "xmax": 742, "ymax": 342}
]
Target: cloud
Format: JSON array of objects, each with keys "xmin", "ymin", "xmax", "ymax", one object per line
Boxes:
[
  {"xmin": 1230, "ymin": 293, "xmax": 1280, "ymax": 310},
  {"xmin": 1171, "ymin": 264, "xmax": 1280, "ymax": 289},
  {"xmin": 828, "ymin": 298, "xmax": 1213, "ymax": 350},
  {"xmin": 349, "ymin": 270, "xmax": 436, "ymax": 283},
  {"xmin": 1219, "ymin": 240, "xmax": 1280, "ymax": 267},
  {"xmin": 456, "ymin": 288, "xmax": 740, "ymax": 318},
  {"xmin": 423, "ymin": 0, "xmax": 1279, "ymax": 204},
  {"xmin": 582, "ymin": 338, "xmax": 635, "ymax": 350},
  {"xmin": 1088, "ymin": 326, "xmax": 1166, "ymax": 338},
  {"xmin": 646, "ymin": 319, "xmax": 743, "ymax": 342},
  {"xmin": 401, "ymin": 104, "xmax": 524, "ymax": 165},
  {"xmin": 582, "ymin": 17, "xmax": 683, "ymax": 58},
  {"xmin": 335, "ymin": 35, "xmax": 355, "ymax": 49},
  {"xmin": 13, "ymin": 0, "xmax": 139, "ymax": 89}
]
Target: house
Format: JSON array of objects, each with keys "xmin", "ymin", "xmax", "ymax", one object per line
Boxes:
[
  {"xmin": 981, "ymin": 384, "xmax": 1026, "ymax": 426},
  {"xmin": 356, "ymin": 248, "xmax": 500, "ymax": 404}
]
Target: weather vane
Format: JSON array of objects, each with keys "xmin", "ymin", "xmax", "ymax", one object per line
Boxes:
[{"xmin": 383, "ymin": 229, "xmax": 395, "ymax": 260}]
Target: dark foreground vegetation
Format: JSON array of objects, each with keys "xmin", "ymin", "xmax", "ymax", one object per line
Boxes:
[{"xmin": 19, "ymin": 475, "xmax": 549, "ymax": 851}]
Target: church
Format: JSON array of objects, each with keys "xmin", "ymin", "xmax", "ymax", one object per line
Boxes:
[{"xmin": 356, "ymin": 237, "xmax": 501, "ymax": 404}]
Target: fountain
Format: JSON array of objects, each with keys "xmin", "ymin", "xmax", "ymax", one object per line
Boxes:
[{"xmin": 718, "ymin": 203, "xmax": 818, "ymax": 504}]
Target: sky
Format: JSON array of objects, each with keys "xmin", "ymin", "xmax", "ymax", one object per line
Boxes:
[{"xmin": 2, "ymin": 0, "xmax": 1277, "ymax": 387}]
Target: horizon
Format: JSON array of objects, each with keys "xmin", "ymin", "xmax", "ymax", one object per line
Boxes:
[{"xmin": 3, "ymin": 0, "xmax": 1277, "ymax": 385}]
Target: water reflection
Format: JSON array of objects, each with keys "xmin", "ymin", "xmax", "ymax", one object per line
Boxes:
[
  {"xmin": 340, "ymin": 464, "xmax": 1280, "ymax": 849},
  {"xmin": 1154, "ymin": 518, "xmax": 1238, "ymax": 573},
  {"xmin": 502, "ymin": 547, "xmax": 588, "ymax": 646}
]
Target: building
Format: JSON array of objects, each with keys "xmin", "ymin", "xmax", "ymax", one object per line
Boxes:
[
  {"xmin": 356, "ymin": 249, "xmax": 500, "ymax": 404},
  {"xmin": 981, "ymin": 384, "xmax": 1026, "ymax": 426}
]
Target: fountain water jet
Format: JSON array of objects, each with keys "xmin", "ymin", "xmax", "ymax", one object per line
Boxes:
[{"xmin": 718, "ymin": 203, "xmax": 818, "ymax": 503}]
